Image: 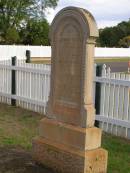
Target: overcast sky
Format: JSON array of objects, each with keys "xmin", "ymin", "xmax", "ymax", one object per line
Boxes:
[{"xmin": 46, "ymin": 0, "xmax": 130, "ymax": 29}]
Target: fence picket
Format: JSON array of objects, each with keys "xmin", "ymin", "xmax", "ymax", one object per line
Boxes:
[
  {"xmin": 108, "ymin": 73, "xmax": 116, "ymax": 134},
  {"xmin": 103, "ymin": 67, "xmax": 111, "ymax": 132},
  {"xmin": 123, "ymin": 74, "xmax": 130, "ymax": 137},
  {"xmin": 112, "ymin": 73, "xmax": 120, "ymax": 136},
  {"xmin": 117, "ymin": 74, "xmax": 125, "ymax": 137},
  {"xmin": 99, "ymin": 64, "xmax": 106, "ymax": 129}
]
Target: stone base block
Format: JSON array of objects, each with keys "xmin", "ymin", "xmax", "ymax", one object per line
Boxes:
[
  {"xmin": 39, "ymin": 118, "xmax": 102, "ymax": 150},
  {"xmin": 32, "ymin": 137, "xmax": 108, "ymax": 173}
]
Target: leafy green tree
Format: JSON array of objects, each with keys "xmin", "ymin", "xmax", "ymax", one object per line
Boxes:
[
  {"xmin": 118, "ymin": 36, "xmax": 130, "ymax": 48},
  {"xmin": 21, "ymin": 19, "xmax": 50, "ymax": 45},
  {"xmin": 0, "ymin": 0, "xmax": 32, "ymax": 43},
  {"xmin": 98, "ymin": 20, "xmax": 130, "ymax": 47},
  {"xmin": 0, "ymin": 0, "xmax": 58, "ymax": 44},
  {"xmin": 5, "ymin": 28, "xmax": 20, "ymax": 44}
]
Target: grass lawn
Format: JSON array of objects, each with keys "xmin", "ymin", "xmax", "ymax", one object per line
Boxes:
[
  {"xmin": 30, "ymin": 57, "xmax": 130, "ymax": 64},
  {"xmin": 95, "ymin": 57, "xmax": 130, "ymax": 63},
  {"xmin": 0, "ymin": 103, "xmax": 43, "ymax": 150},
  {"xmin": 103, "ymin": 134, "xmax": 130, "ymax": 173},
  {"xmin": 0, "ymin": 103, "xmax": 130, "ymax": 173}
]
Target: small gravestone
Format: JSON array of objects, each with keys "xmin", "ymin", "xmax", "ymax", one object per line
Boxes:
[{"xmin": 33, "ymin": 7, "xmax": 108, "ymax": 173}]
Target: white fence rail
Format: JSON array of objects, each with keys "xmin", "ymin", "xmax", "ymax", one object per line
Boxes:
[
  {"xmin": 95, "ymin": 64, "xmax": 130, "ymax": 139},
  {"xmin": 0, "ymin": 60, "xmax": 130, "ymax": 139}
]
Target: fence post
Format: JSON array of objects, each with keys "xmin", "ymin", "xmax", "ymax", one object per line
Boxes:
[
  {"xmin": 26, "ymin": 50, "xmax": 31, "ymax": 63},
  {"xmin": 11, "ymin": 56, "xmax": 16, "ymax": 106},
  {"xmin": 95, "ymin": 64, "xmax": 102, "ymax": 127}
]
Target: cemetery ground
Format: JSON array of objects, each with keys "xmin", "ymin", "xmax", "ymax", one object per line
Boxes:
[{"xmin": 0, "ymin": 103, "xmax": 129, "ymax": 173}]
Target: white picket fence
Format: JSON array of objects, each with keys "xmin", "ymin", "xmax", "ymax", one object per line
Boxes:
[
  {"xmin": 0, "ymin": 60, "xmax": 130, "ymax": 139},
  {"xmin": 95, "ymin": 64, "xmax": 130, "ymax": 139},
  {"xmin": 0, "ymin": 59, "xmax": 50, "ymax": 114}
]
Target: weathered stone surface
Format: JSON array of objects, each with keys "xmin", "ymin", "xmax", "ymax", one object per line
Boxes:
[
  {"xmin": 46, "ymin": 7, "xmax": 98, "ymax": 128},
  {"xmin": 33, "ymin": 137, "xmax": 108, "ymax": 173},
  {"xmin": 39, "ymin": 118, "xmax": 102, "ymax": 150}
]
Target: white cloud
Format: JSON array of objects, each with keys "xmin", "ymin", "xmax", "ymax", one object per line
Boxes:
[{"xmin": 46, "ymin": 0, "xmax": 130, "ymax": 28}]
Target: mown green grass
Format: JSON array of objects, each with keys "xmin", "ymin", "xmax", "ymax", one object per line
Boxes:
[
  {"xmin": 30, "ymin": 57, "xmax": 130, "ymax": 64},
  {"xmin": 0, "ymin": 103, "xmax": 130, "ymax": 172},
  {"xmin": 102, "ymin": 133, "xmax": 130, "ymax": 173},
  {"xmin": 0, "ymin": 103, "xmax": 43, "ymax": 150},
  {"xmin": 95, "ymin": 57, "xmax": 130, "ymax": 63}
]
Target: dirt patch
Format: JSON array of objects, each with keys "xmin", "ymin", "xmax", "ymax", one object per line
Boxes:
[{"xmin": 0, "ymin": 147, "xmax": 55, "ymax": 173}]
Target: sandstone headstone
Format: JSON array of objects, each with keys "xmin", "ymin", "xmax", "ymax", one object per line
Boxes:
[{"xmin": 33, "ymin": 7, "xmax": 108, "ymax": 173}]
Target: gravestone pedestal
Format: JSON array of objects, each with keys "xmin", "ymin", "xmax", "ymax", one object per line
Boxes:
[
  {"xmin": 33, "ymin": 119, "xmax": 107, "ymax": 173},
  {"xmin": 33, "ymin": 7, "xmax": 108, "ymax": 173}
]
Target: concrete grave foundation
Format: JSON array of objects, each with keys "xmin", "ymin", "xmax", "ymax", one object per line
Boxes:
[{"xmin": 33, "ymin": 7, "xmax": 108, "ymax": 173}]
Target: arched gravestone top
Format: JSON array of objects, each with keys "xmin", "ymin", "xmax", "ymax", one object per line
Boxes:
[
  {"xmin": 47, "ymin": 7, "xmax": 99, "ymax": 128},
  {"xmin": 50, "ymin": 7, "xmax": 99, "ymax": 41}
]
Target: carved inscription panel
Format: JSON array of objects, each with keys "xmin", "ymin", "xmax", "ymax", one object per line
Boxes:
[{"xmin": 53, "ymin": 21, "xmax": 83, "ymax": 115}]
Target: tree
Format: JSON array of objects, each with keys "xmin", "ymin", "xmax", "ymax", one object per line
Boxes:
[
  {"xmin": 98, "ymin": 20, "xmax": 130, "ymax": 47},
  {"xmin": 5, "ymin": 28, "xmax": 20, "ymax": 44},
  {"xmin": 0, "ymin": 0, "xmax": 32, "ymax": 43},
  {"xmin": 21, "ymin": 18, "xmax": 50, "ymax": 45},
  {"xmin": 0, "ymin": 0, "xmax": 58, "ymax": 44},
  {"xmin": 118, "ymin": 36, "xmax": 130, "ymax": 48}
]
